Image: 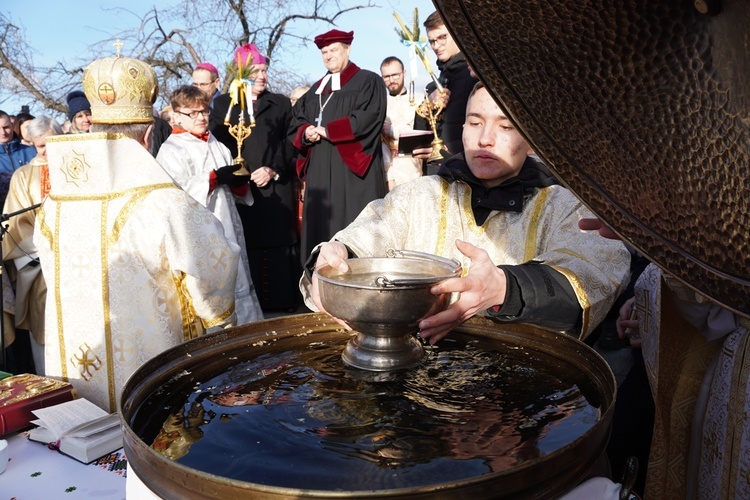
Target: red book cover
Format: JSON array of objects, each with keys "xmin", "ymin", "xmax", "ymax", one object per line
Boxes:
[{"xmin": 0, "ymin": 373, "xmax": 75, "ymax": 436}]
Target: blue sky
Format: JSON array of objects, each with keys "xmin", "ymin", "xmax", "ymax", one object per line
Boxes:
[{"xmin": 3, "ymin": 0, "xmax": 435, "ymax": 115}]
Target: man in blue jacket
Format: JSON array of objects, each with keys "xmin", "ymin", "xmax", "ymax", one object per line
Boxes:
[
  {"xmin": 0, "ymin": 111, "xmax": 35, "ymax": 172},
  {"xmin": 0, "ymin": 110, "xmax": 36, "ymax": 205}
]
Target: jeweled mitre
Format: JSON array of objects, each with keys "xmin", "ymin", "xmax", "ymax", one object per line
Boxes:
[{"xmin": 82, "ymin": 56, "xmax": 158, "ymax": 124}]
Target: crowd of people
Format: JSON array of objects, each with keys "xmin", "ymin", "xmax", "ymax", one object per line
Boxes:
[{"xmin": 0, "ymin": 9, "xmax": 745, "ymax": 499}]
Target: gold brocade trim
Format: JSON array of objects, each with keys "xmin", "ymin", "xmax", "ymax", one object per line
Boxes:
[
  {"xmin": 524, "ymin": 188, "xmax": 549, "ymax": 262},
  {"xmin": 460, "ymin": 181, "xmax": 485, "ymax": 238},
  {"xmin": 644, "ymin": 283, "xmax": 723, "ymax": 499},
  {"xmin": 52, "ymin": 202, "xmax": 68, "ymax": 381},
  {"xmin": 91, "ymin": 108, "xmax": 154, "ymax": 124},
  {"xmin": 110, "ymin": 190, "xmax": 150, "ymax": 246},
  {"xmin": 173, "ymin": 272, "xmax": 200, "ymax": 341},
  {"xmin": 204, "ymin": 303, "xmax": 235, "ymax": 329},
  {"xmin": 36, "ymin": 204, "xmax": 52, "ymax": 245},
  {"xmin": 551, "ymin": 265, "xmax": 590, "ymax": 339},
  {"xmin": 727, "ymin": 328, "xmax": 750, "ymax": 498},
  {"xmin": 100, "ymin": 199, "xmax": 116, "ymax": 413},
  {"xmin": 48, "ymin": 183, "xmax": 178, "ymax": 202},
  {"xmin": 436, "ymin": 179, "xmax": 450, "ymax": 256},
  {"xmin": 47, "ymin": 132, "xmax": 133, "ymax": 143}
]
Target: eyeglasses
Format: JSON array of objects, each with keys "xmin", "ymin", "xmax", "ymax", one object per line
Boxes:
[
  {"xmin": 428, "ymin": 33, "xmax": 450, "ymax": 46},
  {"xmin": 382, "ymin": 72, "xmax": 403, "ymax": 81},
  {"xmin": 193, "ymin": 80, "xmax": 217, "ymax": 89},
  {"xmin": 175, "ymin": 109, "xmax": 210, "ymax": 119}
]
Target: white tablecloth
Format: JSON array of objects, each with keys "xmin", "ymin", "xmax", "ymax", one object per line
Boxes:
[{"xmin": 0, "ymin": 431, "xmax": 126, "ymax": 499}]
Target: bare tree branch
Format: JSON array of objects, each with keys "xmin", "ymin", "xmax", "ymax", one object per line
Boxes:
[
  {"xmin": 0, "ymin": 0, "xmax": 377, "ymax": 115},
  {"xmin": 0, "ymin": 14, "xmax": 68, "ymax": 114}
]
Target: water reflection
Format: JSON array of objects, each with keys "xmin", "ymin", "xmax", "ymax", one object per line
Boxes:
[{"xmin": 148, "ymin": 336, "xmax": 599, "ymax": 490}]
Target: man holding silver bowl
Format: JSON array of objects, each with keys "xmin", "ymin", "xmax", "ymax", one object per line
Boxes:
[{"xmin": 301, "ymin": 82, "xmax": 630, "ymax": 345}]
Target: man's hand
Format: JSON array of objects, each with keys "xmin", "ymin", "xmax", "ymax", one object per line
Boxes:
[
  {"xmin": 616, "ymin": 297, "xmax": 641, "ymax": 348},
  {"xmin": 305, "ymin": 125, "xmax": 321, "ymax": 143},
  {"xmin": 418, "ymin": 240, "xmax": 507, "ymax": 344},
  {"xmin": 250, "ymin": 166, "xmax": 276, "ymax": 188},
  {"xmin": 215, "ymin": 164, "xmax": 250, "ymax": 187},
  {"xmin": 313, "ymin": 125, "xmax": 328, "ymax": 140},
  {"xmin": 578, "ymin": 218, "xmax": 620, "ymax": 240},
  {"xmin": 310, "ymin": 242, "xmax": 351, "ymax": 330},
  {"xmin": 429, "ymin": 88, "xmax": 451, "ymax": 109},
  {"xmin": 412, "ymin": 147, "xmax": 433, "ymax": 160}
]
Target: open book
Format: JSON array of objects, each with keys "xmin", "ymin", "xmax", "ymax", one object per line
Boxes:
[{"xmin": 27, "ymin": 398, "xmax": 122, "ymax": 464}]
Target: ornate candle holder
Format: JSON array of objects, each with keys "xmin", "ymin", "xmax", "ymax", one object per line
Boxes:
[
  {"xmin": 225, "ymin": 114, "xmax": 254, "ymax": 176},
  {"xmin": 223, "ymin": 64, "xmax": 256, "ymax": 176},
  {"xmin": 416, "ymin": 95, "xmax": 448, "ymax": 163}
]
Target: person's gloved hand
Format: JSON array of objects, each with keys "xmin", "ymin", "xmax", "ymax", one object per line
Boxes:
[{"xmin": 215, "ymin": 164, "xmax": 250, "ymax": 186}]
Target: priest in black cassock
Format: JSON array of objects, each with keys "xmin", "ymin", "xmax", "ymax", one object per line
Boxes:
[
  {"xmin": 210, "ymin": 44, "xmax": 300, "ymax": 311},
  {"xmin": 290, "ymin": 29, "xmax": 387, "ymax": 261}
]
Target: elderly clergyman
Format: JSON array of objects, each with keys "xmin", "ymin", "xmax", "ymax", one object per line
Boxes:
[
  {"xmin": 34, "ymin": 53, "xmax": 241, "ymax": 412},
  {"xmin": 290, "ymin": 29, "xmax": 387, "ymax": 261},
  {"xmin": 192, "ymin": 61, "xmax": 221, "ymax": 105}
]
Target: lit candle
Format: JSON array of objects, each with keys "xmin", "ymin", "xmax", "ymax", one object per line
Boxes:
[
  {"xmin": 245, "ymin": 81, "xmax": 254, "ymax": 124},
  {"xmin": 237, "ymin": 52, "xmax": 246, "ymax": 123}
]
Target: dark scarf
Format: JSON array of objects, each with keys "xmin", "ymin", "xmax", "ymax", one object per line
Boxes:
[{"xmin": 437, "ymin": 155, "xmax": 559, "ymax": 225}]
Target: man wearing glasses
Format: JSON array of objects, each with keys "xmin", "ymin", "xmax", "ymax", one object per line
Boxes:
[
  {"xmin": 414, "ymin": 10, "xmax": 478, "ymax": 175},
  {"xmin": 192, "ymin": 62, "xmax": 221, "ymax": 106},
  {"xmin": 379, "ymin": 56, "xmax": 422, "ymax": 190},
  {"xmin": 156, "ymin": 85, "xmax": 263, "ymax": 325}
]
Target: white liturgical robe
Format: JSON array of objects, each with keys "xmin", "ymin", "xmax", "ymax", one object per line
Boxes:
[
  {"xmin": 35, "ymin": 133, "xmax": 240, "ymax": 412},
  {"xmin": 156, "ymin": 131, "xmax": 263, "ymax": 324},
  {"xmin": 301, "ymin": 175, "xmax": 630, "ymax": 338}
]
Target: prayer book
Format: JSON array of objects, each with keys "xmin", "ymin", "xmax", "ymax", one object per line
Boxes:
[
  {"xmin": 397, "ymin": 130, "xmax": 435, "ymax": 156},
  {"xmin": 27, "ymin": 398, "xmax": 122, "ymax": 464},
  {"xmin": 0, "ymin": 373, "xmax": 74, "ymax": 436}
]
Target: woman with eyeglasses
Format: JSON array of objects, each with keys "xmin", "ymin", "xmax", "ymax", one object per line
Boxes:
[{"xmin": 156, "ymin": 85, "xmax": 263, "ymax": 325}]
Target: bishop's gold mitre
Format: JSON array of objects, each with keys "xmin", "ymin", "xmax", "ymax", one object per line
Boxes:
[{"xmin": 82, "ymin": 55, "xmax": 158, "ymax": 124}]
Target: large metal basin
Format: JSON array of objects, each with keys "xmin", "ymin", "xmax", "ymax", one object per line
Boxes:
[{"xmin": 120, "ymin": 313, "xmax": 615, "ymax": 499}]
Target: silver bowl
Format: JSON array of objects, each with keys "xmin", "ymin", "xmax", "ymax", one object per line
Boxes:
[{"xmin": 315, "ymin": 249, "xmax": 461, "ymax": 371}]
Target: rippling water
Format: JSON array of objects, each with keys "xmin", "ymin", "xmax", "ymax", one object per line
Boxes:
[{"xmin": 140, "ymin": 334, "xmax": 600, "ymax": 491}]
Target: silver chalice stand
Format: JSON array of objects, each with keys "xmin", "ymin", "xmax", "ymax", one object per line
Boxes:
[{"xmin": 315, "ymin": 249, "xmax": 461, "ymax": 371}]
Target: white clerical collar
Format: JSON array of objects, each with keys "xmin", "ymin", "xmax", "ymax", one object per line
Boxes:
[{"xmin": 315, "ymin": 72, "xmax": 341, "ymax": 94}]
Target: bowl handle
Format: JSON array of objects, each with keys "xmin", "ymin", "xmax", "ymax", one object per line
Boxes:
[{"xmin": 385, "ymin": 248, "xmax": 462, "ymax": 275}]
